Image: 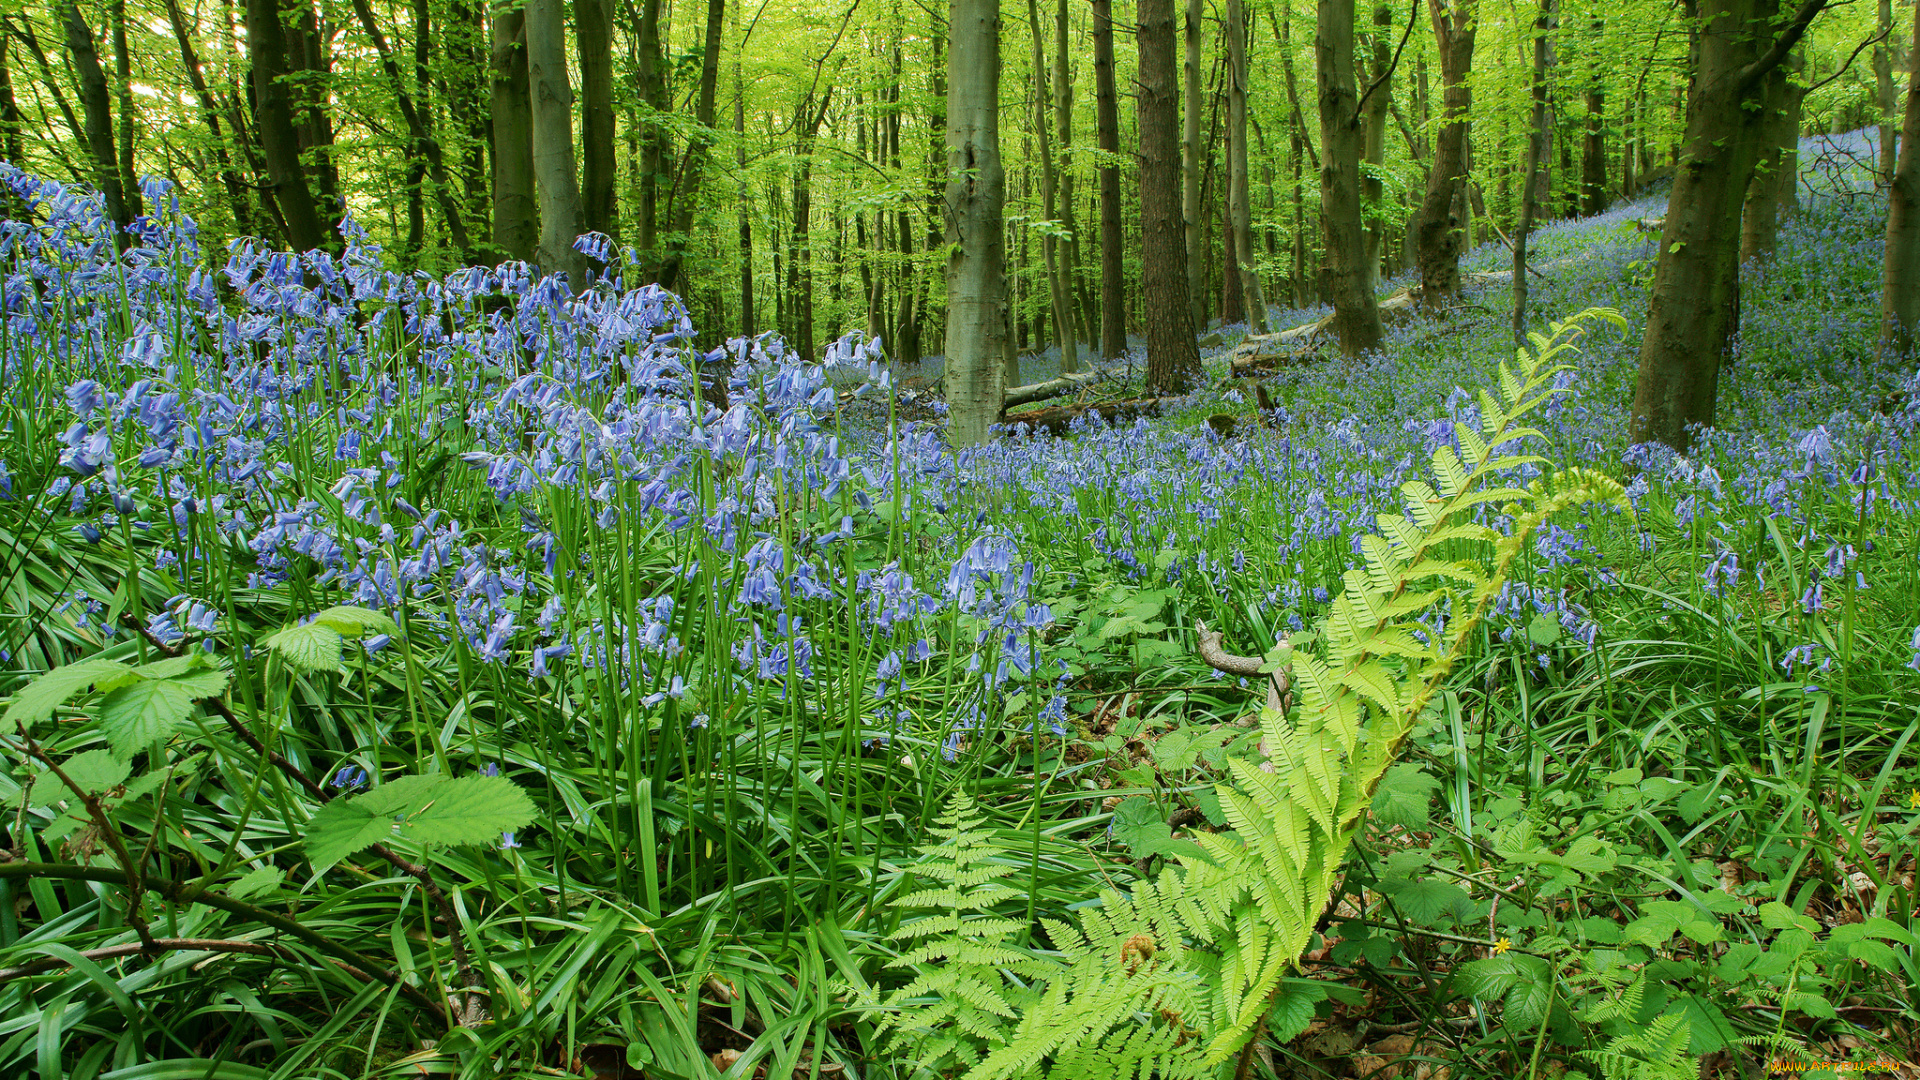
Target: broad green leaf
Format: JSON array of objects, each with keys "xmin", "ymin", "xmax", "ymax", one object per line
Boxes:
[
  {"xmin": 3, "ymin": 658, "xmax": 131, "ymax": 727},
  {"xmin": 99, "ymin": 677, "xmax": 202, "ymax": 760},
  {"xmin": 227, "ymin": 866, "xmax": 286, "ymax": 900},
  {"xmin": 60, "ymin": 749, "xmax": 130, "ymax": 793},
  {"xmin": 1266, "ymin": 982, "xmax": 1325, "ymax": 1043},
  {"xmin": 402, "ymin": 775, "xmax": 537, "ymax": 848},
  {"xmin": 264, "ymin": 621, "xmax": 345, "ymax": 674},
  {"xmin": 1379, "ymin": 877, "xmax": 1472, "ymax": 926},
  {"xmin": 1526, "ymin": 612, "xmax": 1562, "ymax": 647},
  {"xmin": 310, "ymin": 605, "xmax": 398, "ymax": 637},
  {"xmin": 1758, "ymin": 900, "xmax": 1817, "ymax": 933},
  {"xmin": 306, "ymin": 797, "xmax": 405, "ymax": 871},
  {"xmin": 1370, "ymin": 764, "xmax": 1438, "ymax": 829}
]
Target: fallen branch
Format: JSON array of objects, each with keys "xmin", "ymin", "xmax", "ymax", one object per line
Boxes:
[
  {"xmin": 1001, "ymin": 369, "xmax": 1103, "ymax": 411},
  {"xmin": 1001, "ymin": 396, "xmax": 1181, "ymax": 436}
]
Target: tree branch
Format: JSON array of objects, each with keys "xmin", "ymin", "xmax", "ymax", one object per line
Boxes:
[{"xmin": 1738, "ymin": 0, "xmax": 1830, "ymax": 94}]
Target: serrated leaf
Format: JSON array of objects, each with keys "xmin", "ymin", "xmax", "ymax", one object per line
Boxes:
[
  {"xmin": 99, "ymin": 677, "xmax": 203, "ymax": 760},
  {"xmin": 265, "ymin": 621, "xmax": 345, "ymax": 674},
  {"xmin": 1266, "ymin": 982, "xmax": 1326, "ymax": 1043},
  {"xmin": 1380, "ymin": 877, "xmax": 1472, "ymax": 926},
  {"xmin": 310, "ymin": 605, "xmax": 398, "ymax": 637},
  {"xmin": 1526, "ymin": 612, "xmax": 1563, "ymax": 647},
  {"xmin": 306, "ymin": 800, "xmax": 404, "ymax": 871},
  {"xmin": 1758, "ymin": 901, "xmax": 1817, "ymax": 933},
  {"xmin": 1371, "ymin": 764, "xmax": 1439, "ymax": 828},
  {"xmin": 59, "ymin": 749, "xmax": 131, "ymax": 793},
  {"xmin": 3, "ymin": 658, "xmax": 132, "ymax": 727},
  {"xmin": 402, "ymin": 775, "xmax": 537, "ymax": 848}
]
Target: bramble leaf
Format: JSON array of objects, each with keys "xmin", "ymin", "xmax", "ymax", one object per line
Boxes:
[
  {"xmin": 3, "ymin": 658, "xmax": 132, "ymax": 727},
  {"xmin": 265, "ymin": 621, "xmax": 345, "ymax": 674}
]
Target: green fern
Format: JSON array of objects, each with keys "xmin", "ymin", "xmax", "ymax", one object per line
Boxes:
[
  {"xmin": 876, "ymin": 794, "xmax": 1062, "ymax": 1074},
  {"xmin": 896, "ymin": 310, "xmax": 1632, "ymax": 1079}
]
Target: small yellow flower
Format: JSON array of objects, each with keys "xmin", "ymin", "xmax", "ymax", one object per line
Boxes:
[
  {"xmin": 1909, "ymin": 789, "xmax": 1920, "ymax": 809},
  {"xmin": 1492, "ymin": 938, "xmax": 1512, "ymax": 955}
]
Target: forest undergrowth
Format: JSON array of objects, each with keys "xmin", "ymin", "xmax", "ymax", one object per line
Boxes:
[{"xmin": 0, "ymin": 134, "xmax": 1917, "ymax": 1080}]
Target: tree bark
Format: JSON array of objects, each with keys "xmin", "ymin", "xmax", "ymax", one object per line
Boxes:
[
  {"xmin": 1881, "ymin": 0, "xmax": 1920, "ymax": 361},
  {"xmin": 1226, "ymin": 0, "xmax": 1269, "ymax": 332},
  {"xmin": 1317, "ymin": 0, "xmax": 1384, "ymax": 354},
  {"xmin": 243, "ymin": 0, "xmax": 330, "ymax": 252},
  {"xmin": 1182, "ymin": 0, "xmax": 1206, "ymax": 332},
  {"xmin": 526, "ymin": 0, "xmax": 588, "ymax": 284},
  {"xmin": 1741, "ymin": 50, "xmax": 1805, "ymax": 263},
  {"xmin": 1512, "ymin": 0, "xmax": 1553, "ymax": 346},
  {"xmin": 1876, "ymin": 0, "xmax": 1897, "ymax": 185},
  {"xmin": 1582, "ymin": 20, "xmax": 1606, "ymax": 217},
  {"xmin": 634, "ymin": 0, "xmax": 669, "ymax": 267},
  {"xmin": 1056, "ymin": 0, "xmax": 1091, "ymax": 354},
  {"xmin": 1026, "ymin": 0, "xmax": 1077, "ymax": 372},
  {"xmin": 61, "ymin": 0, "xmax": 137, "ymax": 244},
  {"xmin": 107, "ymin": 0, "xmax": 141, "ymax": 220},
  {"xmin": 1091, "ymin": 0, "xmax": 1128, "ymax": 359},
  {"xmin": 1630, "ymin": 0, "xmax": 1828, "ymax": 451},
  {"xmin": 489, "ymin": 1, "xmax": 538, "ymax": 263},
  {"xmin": 1413, "ymin": 0, "xmax": 1474, "ymax": 307},
  {"xmin": 945, "ymin": 0, "xmax": 1008, "ymax": 446},
  {"xmin": 735, "ymin": 2, "xmax": 754, "ymax": 337},
  {"xmin": 658, "ymin": 0, "xmax": 725, "ymax": 292},
  {"xmin": 577, "ymin": 0, "xmax": 616, "ymax": 241},
  {"xmin": 1140, "ymin": 0, "xmax": 1206, "ymax": 390},
  {"xmin": 0, "ymin": 32, "xmax": 22, "ymax": 211},
  {"xmin": 1360, "ymin": 2, "xmax": 1392, "ymax": 291}
]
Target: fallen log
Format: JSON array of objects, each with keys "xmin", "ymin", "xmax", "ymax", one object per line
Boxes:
[
  {"xmin": 1000, "ymin": 369, "xmax": 1103, "ymax": 412},
  {"xmin": 1228, "ymin": 288, "xmax": 1422, "ymax": 365},
  {"xmin": 1001, "ymin": 396, "xmax": 1181, "ymax": 436}
]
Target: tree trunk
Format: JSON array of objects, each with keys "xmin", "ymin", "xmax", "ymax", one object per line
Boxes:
[
  {"xmin": 1512, "ymin": 0, "xmax": 1553, "ymax": 346},
  {"xmin": 1582, "ymin": 20, "xmax": 1606, "ymax": 217},
  {"xmin": 1317, "ymin": 0, "xmax": 1384, "ymax": 354},
  {"xmin": 1179, "ymin": 0, "xmax": 1206, "ymax": 334},
  {"xmin": 634, "ymin": 0, "xmax": 669, "ymax": 267},
  {"xmin": 577, "ymin": 0, "xmax": 616, "ymax": 241},
  {"xmin": 1225, "ymin": 0, "xmax": 1269, "ymax": 332},
  {"xmin": 243, "ymin": 0, "xmax": 330, "ymax": 252},
  {"xmin": 1630, "ymin": 0, "xmax": 1827, "ymax": 451},
  {"xmin": 0, "ymin": 32, "xmax": 23, "ymax": 213},
  {"xmin": 1026, "ymin": 0, "xmax": 1077, "ymax": 373},
  {"xmin": 489, "ymin": 0, "xmax": 538, "ymax": 262},
  {"xmin": 526, "ymin": 0, "xmax": 588, "ymax": 284},
  {"xmin": 1880, "ymin": 0, "xmax": 1920, "ymax": 361},
  {"xmin": 107, "ymin": 0, "xmax": 141, "ymax": 220},
  {"xmin": 1056, "ymin": 0, "xmax": 1091, "ymax": 355},
  {"xmin": 405, "ymin": 0, "xmax": 429, "ymax": 257},
  {"xmin": 1140, "ymin": 0, "xmax": 1205, "ymax": 390},
  {"xmin": 945, "ymin": 0, "xmax": 1007, "ymax": 445},
  {"xmin": 62, "ymin": 0, "xmax": 136, "ymax": 243},
  {"xmin": 658, "ymin": 0, "xmax": 725, "ymax": 292},
  {"xmin": 735, "ymin": 4, "xmax": 754, "ymax": 337},
  {"xmin": 1092, "ymin": 0, "xmax": 1128, "ymax": 359},
  {"xmin": 1360, "ymin": 1, "xmax": 1392, "ymax": 291},
  {"xmin": 1414, "ymin": 0, "xmax": 1475, "ymax": 307},
  {"xmin": 1877, "ymin": 0, "xmax": 1897, "ymax": 185},
  {"xmin": 1741, "ymin": 50, "xmax": 1805, "ymax": 263}
]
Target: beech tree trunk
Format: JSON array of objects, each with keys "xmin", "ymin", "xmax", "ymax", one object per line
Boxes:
[
  {"xmin": 945, "ymin": 0, "xmax": 1006, "ymax": 446},
  {"xmin": 658, "ymin": 0, "xmax": 725, "ymax": 292},
  {"xmin": 1582, "ymin": 20, "xmax": 1606, "ymax": 217},
  {"xmin": 489, "ymin": 1, "xmax": 538, "ymax": 262},
  {"xmin": 1182, "ymin": 0, "xmax": 1207, "ymax": 332},
  {"xmin": 634, "ymin": 0, "xmax": 669, "ymax": 266},
  {"xmin": 1512, "ymin": 0, "xmax": 1553, "ymax": 345},
  {"xmin": 1881, "ymin": 0, "xmax": 1920, "ymax": 361},
  {"xmin": 347, "ymin": 0, "xmax": 476, "ymax": 260},
  {"xmin": 1092, "ymin": 0, "xmax": 1128, "ymax": 359},
  {"xmin": 1414, "ymin": 0, "xmax": 1475, "ymax": 307},
  {"xmin": 526, "ymin": 0, "xmax": 588, "ymax": 284},
  {"xmin": 1226, "ymin": 0, "xmax": 1269, "ymax": 332},
  {"xmin": 1630, "ymin": 0, "xmax": 1827, "ymax": 451},
  {"xmin": 1140, "ymin": 0, "xmax": 1205, "ymax": 390},
  {"xmin": 61, "ymin": 0, "xmax": 137, "ymax": 244},
  {"xmin": 1877, "ymin": 0, "xmax": 1897, "ymax": 185},
  {"xmin": 577, "ymin": 0, "xmax": 616, "ymax": 241},
  {"xmin": 1056, "ymin": 0, "xmax": 1092, "ymax": 353},
  {"xmin": 1317, "ymin": 0, "xmax": 1384, "ymax": 354},
  {"xmin": 107, "ymin": 0, "xmax": 140, "ymax": 220},
  {"xmin": 1025, "ymin": 0, "xmax": 1077, "ymax": 372},
  {"xmin": 1360, "ymin": 2, "xmax": 1392, "ymax": 291},
  {"xmin": 243, "ymin": 0, "xmax": 330, "ymax": 252},
  {"xmin": 1741, "ymin": 50, "xmax": 1805, "ymax": 263}
]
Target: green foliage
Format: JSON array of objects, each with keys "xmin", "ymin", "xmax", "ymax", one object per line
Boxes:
[
  {"xmin": 885, "ymin": 310, "xmax": 1636, "ymax": 1078},
  {"xmin": 306, "ymin": 772, "xmax": 536, "ymax": 871},
  {"xmin": 263, "ymin": 606, "xmax": 396, "ymax": 674}
]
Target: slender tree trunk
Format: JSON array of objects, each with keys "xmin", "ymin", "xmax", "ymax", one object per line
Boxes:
[
  {"xmin": 635, "ymin": 0, "xmax": 669, "ymax": 268},
  {"xmin": 347, "ymin": 0, "xmax": 477, "ymax": 260},
  {"xmin": 1512, "ymin": 0, "xmax": 1553, "ymax": 345},
  {"xmin": 526, "ymin": 0, "xmax": 588, "ymax": 284},
  {"xmin": 658, "ymin": 0, "xmax": 725, "ymax": 292},
  {"xmin": 0, "ymin": 34, "xmax": 23, "ymax": 211},
  {"xmin": 1092, "ymin": 0, "xmax": 1127, "ymax": 358},
  {"xmin": 1140, "ymin": 0, "xmax": 1205, "ymax": 390},
  {"xmin": 1056, "ymin": 0, "xmax": 1090, "ymax": 354},
  {"xmin": 735, "ymin": 5, "xmax": 754, "ymax": 337},
  {"xmin": 1880, "ymin": 0, "xmax": 1920, "ymax": 361},
  {"xmin": 288, "ymin": 3, "xmax": 341, "ymax": 213},
  {"xmin": 489, "ymin": 1, "xmax": 537, "ymax": 262},
  {"xmin": 1026, "ymin": 0, "xmax": 1076, "ymax": 372},
  {"xmin": 62, "ymin": 0, "xmax": 137, "ymax": 243},
  {"xmin": 1317, "ymin": 0, "xmax": 1384, "ymax": 354},
  {"xmin": 107, "ymin": 0, "xmax": 140, "ymax": 218},
  {"xmin": 1414, "ymin": 0, "xmax": 1475, "ymax": 307},
  {"xmin": 1360, "ymin": 1, "xmax": 1392, "ymax": 291},
  {"xmin": 1877, "ymin": 0, "xmax": 1897, "ymax": 185},
  {"xmin": 1582, "ymin": 20, "xmax": 1606, "ymax": 216},
  {"xmin": 1181, "ymin": 0, "xmax": 1206, "ymax": 331},
  {"xmin": 1741, "ymin": 50, "xmax": 1805, "ymax": 263},
  {"xmin": 1226, "ymin": 0, "xmax": 1268, "ymax": 332},
  {"xmin": 577, "ymin": 0, "xmax": 616, "ymax": 240},
  {"xmin": 405, "ymin": 0, "xmax": 429, "ymax": 256},
  {"xmin": 243, "ymin": 0, "xmax": 329, "ymax": 251},
  {"xmin": 791, "ymin": 91, "xmax": 830, "ymax": 364},
  {"xmin": 1631, "ymin": 0, "xmax": 1828, "ymax": 451},
  {"xmin": 946, "ymin": 0, "xmax": 1007, "ymax": 445}
]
